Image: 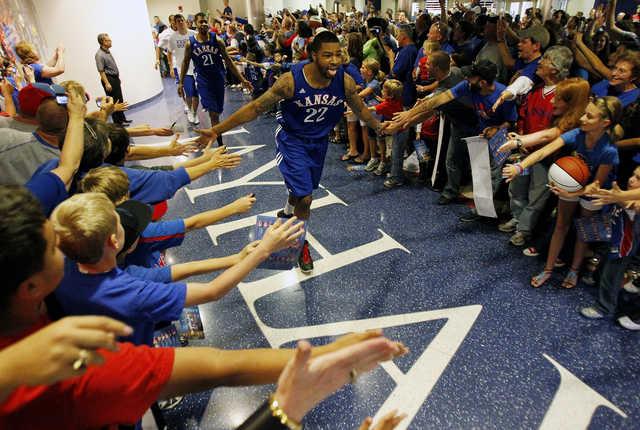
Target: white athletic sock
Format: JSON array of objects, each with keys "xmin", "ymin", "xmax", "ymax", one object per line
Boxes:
[{"xmin": 283, "ymin": 201, "xmax": 294, "ymax": 215}]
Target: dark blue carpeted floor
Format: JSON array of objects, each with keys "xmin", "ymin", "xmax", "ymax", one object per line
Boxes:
[{"xmin": 128, "ymin": 80, "xmax": 639, "ymax": 430}]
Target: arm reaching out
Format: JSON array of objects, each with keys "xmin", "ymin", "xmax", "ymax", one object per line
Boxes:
[
  {"xmin": 183, "ymin": 217, "xmax": 304, "ymax": 306},
  {"xmin": 196, "ymin": 72, "xmax": 294, "ymax": 141},
  {"xmin": 344, "ymin": 74, "xmax": 380, "ymax": 132},
  {"xmin": 51, "ymin": 91, "xmax": 86, "ymax": 188}
]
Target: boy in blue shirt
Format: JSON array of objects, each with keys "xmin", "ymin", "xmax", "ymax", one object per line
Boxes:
[
  {"xmin": 50, "ymin": 192, "xmax": 304, "ymax": 346},
  {"xmin": 78, "ymin": 165, "xmax": 256, "ymax": 268}
]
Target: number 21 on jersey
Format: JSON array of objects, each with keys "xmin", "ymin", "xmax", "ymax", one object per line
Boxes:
[{"xmin": 202, "ymin": 54, "xmax": 215, "ymax": 66}]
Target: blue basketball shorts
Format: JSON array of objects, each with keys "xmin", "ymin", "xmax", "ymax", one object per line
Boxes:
[
  {"xmin": 195, "ymin": 73, "xmax": 225, "ymax": 113},
  {"xmin": 275, "ymin": 127, "xmax": 329, "ymax": 198},
  {"xmin": 182, "ymin": 75, "xmax": 198, "ymax": 98}
]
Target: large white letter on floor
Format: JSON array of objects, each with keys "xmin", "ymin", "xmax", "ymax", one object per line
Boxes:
[{"xmin": 539, "ymin": 354, "xmax": 627, "ymax": 429}]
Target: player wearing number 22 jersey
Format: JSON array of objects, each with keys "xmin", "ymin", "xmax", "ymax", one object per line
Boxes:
[
  {"xmin": 197, "ymin": 31, "xmax": 382, "ymax": 273},
  {"xmin": 275, "ymin": 62, "xmax": 346, "ymax": 199}
]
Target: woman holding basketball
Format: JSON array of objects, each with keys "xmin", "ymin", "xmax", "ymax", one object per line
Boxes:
[
  {"xmin": 503, "ymin": 96, "xmax": 622, "ymax": 289},
  {"xmin": 497, "ymin": 74, "xmax": 589, "ymax": 249}
]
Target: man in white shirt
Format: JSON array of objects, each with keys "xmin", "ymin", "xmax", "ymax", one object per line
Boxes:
[{"xmin": 168, "ymin": 14, "xmax": 200, "ymax": 124}]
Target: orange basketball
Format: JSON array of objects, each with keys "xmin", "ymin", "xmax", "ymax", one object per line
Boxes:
[{"xmin": 550, "ymin": 156, "xmax": 591, "ymax": 189}]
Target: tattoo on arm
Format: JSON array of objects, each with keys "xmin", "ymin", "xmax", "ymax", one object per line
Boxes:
[
  {"xmin": 253, "ymin": 73, "xmax": 293, "ymax": 114},
  {"xmin": 344, "ymin": 75, "xmax": 379, "ymax": 130},
  {"xmin": 213, "ymin": 73, "xmax": 293, "ymax": 134}
]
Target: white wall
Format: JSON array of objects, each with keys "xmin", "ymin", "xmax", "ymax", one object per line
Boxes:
[
  {"xmin": 147, "ymin": 0, "xmax": 200, "ymax": 24},
  {"xmin": 32, "ymin": 0, "xmax": 163, "ymax": 105},
  {"xmin": 565, "ymin": 0, "xmax": 594, "ymax": 16}
]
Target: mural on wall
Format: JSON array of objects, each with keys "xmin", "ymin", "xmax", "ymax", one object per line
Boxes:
[{"xmin": 0, "ymin": 0, "xmax": 47, "ymax": 64}]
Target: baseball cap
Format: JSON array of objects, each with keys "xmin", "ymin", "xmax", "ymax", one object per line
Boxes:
[
  {"xmin": 18, "ymin": 83, "xmax": 67, "ymax": 117},
  {"xmin": 116, "ymin": 199, "xmax": 152, "ymax": 254},
  {"xmin": 461, "ymin": 59, "xmax": 498, "ymax": 82},
  {"xmin": 518, "ymin": 24, "xmax": 550, "ymax": 49}
]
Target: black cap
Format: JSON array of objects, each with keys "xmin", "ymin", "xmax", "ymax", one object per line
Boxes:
[
  {"xmin": 116, "ymin": 200, "xmax": 152, "ymax": 254},
  {"xmin": 461, "ymin": 60, "xmax": 498, "ymax": 82}
]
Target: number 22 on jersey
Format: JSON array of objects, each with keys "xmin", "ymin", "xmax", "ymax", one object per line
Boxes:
[{"xmin": 304, "ymin": 107, "xmax": 329, "ymax": 123}]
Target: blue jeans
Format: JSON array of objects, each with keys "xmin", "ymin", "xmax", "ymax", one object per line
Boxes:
[
  {"xmin": 595, "ymin": 257, "xmax": 630, "ymax": 315},
  {"xmin": 508, "ymin": 163, "xmax": 551, "ymax": 235},
  {"xmin": 389, "ymin": 129, "xmax": 409, "ymax": 181},
  {"xmin": 442, "ymin": 124, "xmax": 475, "ymax": 199}
]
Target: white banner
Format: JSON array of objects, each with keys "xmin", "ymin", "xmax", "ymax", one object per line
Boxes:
[{"xmin": 465, "ymin": 135, "xmax": 497, "ymax": 218}]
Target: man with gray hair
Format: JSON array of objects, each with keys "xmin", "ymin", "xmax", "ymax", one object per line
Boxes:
[
  {"xmin": 496, "ymin": 45, "xmax": 574, "ymax": 246},
  {"xmin": 95, "ymin": 33, "xmax": 130, "ymax": 125}
]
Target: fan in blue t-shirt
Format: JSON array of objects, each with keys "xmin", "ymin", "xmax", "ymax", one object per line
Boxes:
[
  {"xmin": 501, "ymin": 96, "xmax": 622, "ymax": 290},
  {"xmin": 589, "ymin": 54, "xmax": 640, "ymax": 108}
]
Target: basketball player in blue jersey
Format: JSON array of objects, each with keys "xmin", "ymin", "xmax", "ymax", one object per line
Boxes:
[
  {"xmin": 197, "ymin": 31, "xmax": 383, "ymax": 273},
  {"xmin": 179, "ymin": 16, "xmax": 252, "ymax": 146}
]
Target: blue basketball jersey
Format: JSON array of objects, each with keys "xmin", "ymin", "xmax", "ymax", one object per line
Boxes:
[
  {"xmin": 277, "ymin": 63, "xmax": 346, "ymax": 139},
  {"xmin": 189, "ymin": 32, "xmax": 225, "ymax": 78}
]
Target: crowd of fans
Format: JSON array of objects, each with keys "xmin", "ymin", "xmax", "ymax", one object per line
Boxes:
[
  {"xmin": 1, "ymin": 0, "xmax": 640, "ymax": 428},
  {"xmin": 207, "ymin": 0, "xmax": 640, "ymax": 330}
]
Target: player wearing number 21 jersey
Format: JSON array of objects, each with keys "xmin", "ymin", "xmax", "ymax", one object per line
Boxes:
[
  {"xmin": 180, "ymin": 16, "xmax": 252, "ymax": 146},
  {"xmin": 196, "ymin": 31, "xmax": 382, "ymax": 273}
]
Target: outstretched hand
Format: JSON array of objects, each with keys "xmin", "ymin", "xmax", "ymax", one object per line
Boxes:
[
  {"xmin": 231, "ymin": 193, "xmax": 257, "ymax": 214},
  {"xmin": 258, "ymin": 216, "xmax": 305, "ymax": 254},
  {"xmin": 392, "ymin": 110, "xmax": 412, "ymax": 129},
  {"xmin": 207, "ymin": 145, "xmax": 242, "ymax": 170},
  {"xmin": 0, "ymin": 316, "xmax": 133, "ymax": 387},
  {"xmin": 66, "ymin": 90, "xmax": 87, "ymax": 118},
  {"xmin": 586, "ymin": 180, "xmax": 624, "ymax": 207},
  {"xmin": 502, "ymin": 164, "xmax": 519, "ymax": 183},
  {"xmin": 167, "ymin": 134, "xmax": 200, "ymax": 156},
  {"xmin": 195, "ymin": 127, "xmax": 219, "ymax": 143},
  {"xmin": 358, "ymin": 410, "xmax": 407, "ymax": 430},
  {"xmin": 274, "ymin": 336, "xmax": 407, "ymax": 422},
  {"xmin": 548, "ymin": 181, "xmax": 584, "ymax": 199}
]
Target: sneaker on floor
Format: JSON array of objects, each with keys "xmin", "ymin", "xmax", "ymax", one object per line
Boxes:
[
  {"xmin": 158, "ymin": 396, "xmax": 184, "ymax": 410},
  {"xmin": 618, "ymin": 315, "xmax": 640, "ymax": 330},
  {"xmin": 192, "ymin": 111, "xmax": 200, "ymax": 125},
  {"xmin": 364, "ymin": 158, "xmax": 380, "ymax": 172},
  {"xmin": 437, "ymin": 195, "xmax": 454, "ymax": 205},
  {"xmin": 580, "ymin": 306, "xmax": 605, "ymax": 319},
  {"xmin": 298, "ymin": 240, "xmax": 313, "ymax": 274},
  {"xmin": 509, "ymin": 231, "xmax": 527, "ymax": 246},
  {"xmin": 373, "ymin": 161, "xmax": 388, "ymax": 176},
  {"xmin": 459, "ymin": 210, "xmax": 480, "ymax": 223},
  {"xmin": 276, "ymin": 210, "xmax": 293, "ymax": 219},
  {"xmin": 186, "ymin": 110, "xmax": 195, "ymax": 123},
  {"xmin": 498, "ymin": 218, "xmax": 518, "ymax": 233},
  {"xmin": 522, "ymin": 247, "xmax": 539, "ymax": 257},
  {"xmin": 383, "ymin": 177, "xmax": 404, "ymax": 189}
]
